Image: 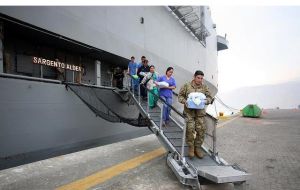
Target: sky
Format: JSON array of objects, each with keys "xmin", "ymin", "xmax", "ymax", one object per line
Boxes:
[{"xmin": 210, "ymin": 6, "xmax": 300, "ymax": 93}]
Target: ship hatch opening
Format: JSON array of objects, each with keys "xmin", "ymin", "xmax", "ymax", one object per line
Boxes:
[{"xmin": 0, "ymin": 13, "xmax": 129, "ymax": 87}]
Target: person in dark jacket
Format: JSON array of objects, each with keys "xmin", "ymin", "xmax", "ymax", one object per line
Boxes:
[
  {"xmin": 113, "ymin": 67, "xmax": 124, "ymax": 89},
  {"xmin": 137, "ymin": 59, "xmax": 150, "ymax": 99}
]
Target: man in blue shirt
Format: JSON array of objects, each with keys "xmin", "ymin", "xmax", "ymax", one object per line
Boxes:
[{"xmin": 127, "ymin": 56, "xmax": 139, "ymax": 93}]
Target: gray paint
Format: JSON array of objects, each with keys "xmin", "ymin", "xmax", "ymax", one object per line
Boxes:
[
  {"xmin": 0, "ymin": 39, "xmax": 2, "ymax": 73},
  {"xmin": 0, "ymin": 6, "xmax": 219, "ymax": 94},
  {"xmin": 0, "ymin": 21, "xmax": 2, "ymax": 73},
  {"xmin": 0, "ymin": 77, "xmax": 149, "ymax": 160}
]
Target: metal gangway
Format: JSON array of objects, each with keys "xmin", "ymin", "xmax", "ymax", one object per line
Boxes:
[{"xmin": 125, "ymin": 75, "xmax": 250, "ymax": 189}]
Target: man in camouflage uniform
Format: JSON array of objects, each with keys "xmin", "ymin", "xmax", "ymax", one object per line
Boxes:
[{"xmin": 178, "ymin": 70, "xmax": 212, "ymax": 158}]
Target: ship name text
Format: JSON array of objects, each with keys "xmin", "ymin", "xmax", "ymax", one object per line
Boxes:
[{"xmin": 32, "ymin": 57, "xmax": 82, "ymax": 72}]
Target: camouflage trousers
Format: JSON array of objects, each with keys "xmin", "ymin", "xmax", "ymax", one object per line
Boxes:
[{"xmin": 185, "ymin": 114, "xmax": 206, "ymax": 147}]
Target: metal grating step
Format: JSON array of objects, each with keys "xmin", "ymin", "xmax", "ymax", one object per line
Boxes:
[
  {"xmin": 164, "ymin": 132, "xmax": 184, "ymax": 139},
  {"xmin": 174, "ymin": 146, "xmax": 189, "ymax": 156},
  {"xmin": 152, "ymin": 120, "xmax": 161, "ymax": 125},
  {"xmin": 196, "ymin": 165, "xmax": 250, "ymax": 183},
  {"xmin": 149, "ymin": 113, "xmax": 161, "ymax": 117},
  {"xmin": 186, "ymin": 155, "xmax": 218, "ymax": 167},
  {"xmin": 169, "ymin": 138, "xmax": 188, "ymax": 147},
  {"xmin": 163, "ymin": 126, "xmax": 182, "ymax": 133}
]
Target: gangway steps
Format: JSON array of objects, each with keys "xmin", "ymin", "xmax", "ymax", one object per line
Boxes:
[
  {"xmin": 162, "ymin": 126, "xmax": 182, "ymax": 132},
  {"xmin": 168, "ymin": 138, "xmax": 187, "ymax": 147},
  {"xmin": 163, "ymin": 132, "xmax": 183, "ymax": 138},
  {"xmin": 129, "ymin": 90, "xmax": 250, "ymax": 189}
]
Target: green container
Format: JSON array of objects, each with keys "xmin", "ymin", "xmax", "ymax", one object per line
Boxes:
[
  {"xmin": 242, "ymin": 104, "xmax": 262, "ymax": 118},
  {"xmin": 132, "ymin": 74, "xmax": 139, "ymax": 79}
]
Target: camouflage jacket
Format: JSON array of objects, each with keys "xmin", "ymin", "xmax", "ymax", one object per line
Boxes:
[{"xmin": 178, "ymin": 80, "xmax": 213, "ymax": 117}]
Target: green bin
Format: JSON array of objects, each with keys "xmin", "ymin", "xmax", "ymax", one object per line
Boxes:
[{"xmin": 242, "ymin": 104, "xmax": 261, "ymax": 118}]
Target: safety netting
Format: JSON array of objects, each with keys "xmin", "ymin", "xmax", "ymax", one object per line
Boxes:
[{"xmin": 66, "ymin": 83, "xmax": 151, "ymax": 127}]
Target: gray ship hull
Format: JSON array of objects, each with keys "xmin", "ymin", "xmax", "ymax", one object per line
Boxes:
[{"xmin": 0, "ymin": 76, "xmax": 150, "ymax": 170}]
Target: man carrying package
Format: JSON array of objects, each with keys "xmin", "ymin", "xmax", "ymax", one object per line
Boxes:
[{"xmin": 178, "ymin": 70, "xmax": 213, "ymax": 159}]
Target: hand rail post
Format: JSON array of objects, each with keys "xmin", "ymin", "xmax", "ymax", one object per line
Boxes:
[
  {"xmin": 213, "ymin": 100, "xmax": 218, "ymax": 156},
  {"xmin": 147, "ymin": 88, "xmax": 149, "ymax": 113},
  {"xmin": 213, "ymin": 122, "xmax": 217, "ymax": 156},
  {"xmin": 131, "ymin": 77, "xmax": 135, "ymax": 97},
  {"xmin": 181, "ymin": 123, "xmax": 187, "ymax": 162},
  {"xmin": 126, "ymin": 75, "xmax": 129, "ymax": 90},
  {"xmin": 159, "ymin": 102, "xmax": 163, "ymax": 131},
  {"xmin": 138, "ymin": 83, "xmax": 141, "ymax": 104}
]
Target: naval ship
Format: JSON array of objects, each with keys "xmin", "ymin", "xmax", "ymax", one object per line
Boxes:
[{"xmin": 0, "ymin": 6, "xmax": 228, "ymax": 170}]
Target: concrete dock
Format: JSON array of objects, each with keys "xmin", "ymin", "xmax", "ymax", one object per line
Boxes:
[{"xmin": 0, "ymin": 109, "xmax": 299, "ymax": 190}]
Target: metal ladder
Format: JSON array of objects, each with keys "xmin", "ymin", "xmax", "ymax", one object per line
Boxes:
[{"xmin": 125, "ymin": 75, "xmax": 250, "ymax": 189}]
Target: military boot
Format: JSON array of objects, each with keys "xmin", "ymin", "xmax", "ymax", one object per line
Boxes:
[
  {"xmin": 194, "ymin": 147, "xmax": 204, "ymax": 159},
  {"xmin": 188, "ymin": 145, "xmax": 195, "ymax": 158}
]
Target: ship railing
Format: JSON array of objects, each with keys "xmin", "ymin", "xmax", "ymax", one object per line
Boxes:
[
  {"xmin": 0, "ymin": 72, "xmax": 62, "ymax": 84},
  {"xmin": 125, "ymin": 74, "xmax": 218, "ymax": 163},
  {"xmin": 167, "ymin": 6, "xmax": 210, "ymax": 47}
]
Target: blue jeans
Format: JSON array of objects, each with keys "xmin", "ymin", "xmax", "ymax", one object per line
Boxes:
[
  {"xmin": 160, "ymin": 96, "xmax": 172, "ymax": 123},
  {"xmin": 131, "ymin": 78, "xmax": 138, "ymax": 92}
]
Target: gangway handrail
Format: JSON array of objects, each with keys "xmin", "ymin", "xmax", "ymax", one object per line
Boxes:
[
  {"xmin": 126, "ymin": 74, "xmax": 185, "ymax": 118},
  {"xmin": 126, "ymin": 73, "xmax": 188, "ymax": 160},
  {"xmin": 125, "ymin": 74, "xmax": 219, "ymax": 164},
  {"xmin": 63, "ymin": 81, "xmax": 116, "ymax": 90},
  {"xmin": 126, "ymin": 74, "xmax": 218, "ymax": 120},
  {"xmin": 126, "ymin": 73, "xmax": 217, "ymax": 124}
]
